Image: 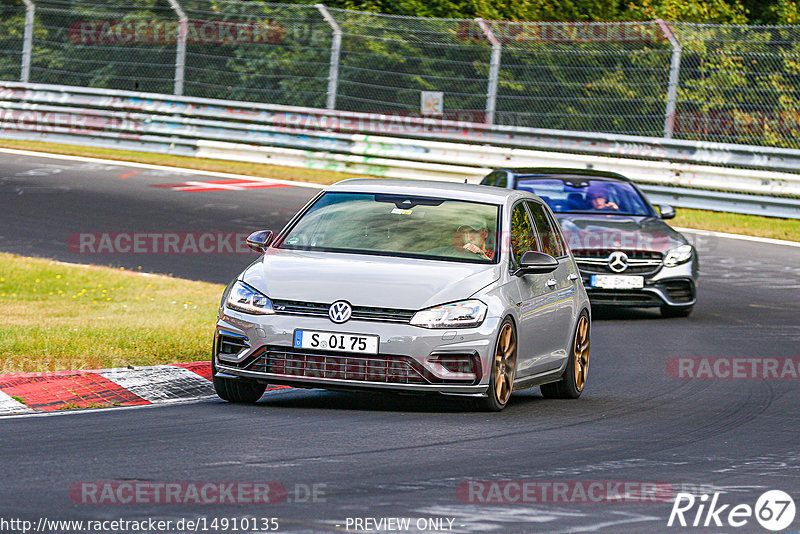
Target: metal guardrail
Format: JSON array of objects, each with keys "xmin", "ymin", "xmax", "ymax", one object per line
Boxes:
[
  {"xmin": 638, "ymin": 186, "xmax": 800, "ymax": 220},
  {"xmin": 1, "ymin": 82, "xmax": 799, "ymax": 218},
  {"xmin": 4, "ymin": 82, "xmax": 800, "ymax": 174}
]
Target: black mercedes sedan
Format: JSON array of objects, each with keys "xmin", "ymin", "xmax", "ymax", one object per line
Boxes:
[{"xmin": 481, "ymin": 168, "xmax": 698, "ymax": 317}]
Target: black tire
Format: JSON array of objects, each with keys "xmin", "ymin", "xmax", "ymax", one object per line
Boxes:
[
  {"xmin": 661, "ymin": 305, "xmax": 693, "ymax": 318},
  {"xmin": 541, "ymin": 311, "xmax": 590, "ymax": 400},
  {"xmin": 475, "ymin": 318, "xmax": 517, "ymax": 412},
  {"xmin": 212, "ymin": 358, "xmax": 266, "ymax": 403}
]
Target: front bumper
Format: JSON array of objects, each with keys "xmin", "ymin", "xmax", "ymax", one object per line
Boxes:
[
  {"xmin": 580, "ymin": 262, "xmax": 697, "ymax": 308},
  {"xmin": 583, "ymin": 278, "xmax": 696, "ymax": 308},
  {"xmin": 213, "ymin": 309, "xmax": 500, "ymax": 395}
]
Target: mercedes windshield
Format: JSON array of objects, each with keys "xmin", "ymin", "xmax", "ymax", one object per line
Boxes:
[{"xmin": 515, "ymin": 176, "xmax": 654, "ymax": 216}]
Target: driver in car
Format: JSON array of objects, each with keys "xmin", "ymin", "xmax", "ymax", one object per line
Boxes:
[
  {"xmin": 457, "ymin": 219, "xmax": 494, "ymax": 260},
  {"xmin": 587, "ymin": 188, "xmax": 619, "ymax": 211}
]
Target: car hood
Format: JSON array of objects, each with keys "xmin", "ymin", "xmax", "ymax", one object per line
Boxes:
[
  {"xmin": 240, "ymin": 249, "xmax": 502, "ymax": 311},
  {"xmin": 554, "ymin": 214, "xmax": 688, "ymax": 253}
]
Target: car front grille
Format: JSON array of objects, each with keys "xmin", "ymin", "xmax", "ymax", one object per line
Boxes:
[
  {"xmin": 573, "ymin": 249, "xmax": 663, "ymax": 275},
  {"xmin": 586, "ymin": 289, "xmax": 663, "ymax": 306},
  {"xmin": 237, "ymin": 346, "xmax": 431, "ymax": 384},
  {"xmin": 271, "ymin": 299, "xmax": 415, "ymax": 324}
]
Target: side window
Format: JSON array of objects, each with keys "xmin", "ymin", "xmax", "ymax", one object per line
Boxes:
[
  {"xmin": 496, "ymin": 172, "xmax": 508, "ymax": 188},
  {"xmin": 526, "ymin": 201, "xmax": 564, "ymax": 258},
  {"xmin": 510, "ymin": 202, "xmax": 540, "ymax": 266},
  {"xmin": 545, "ymin": 208, "xmax": 569, "ymax": 257},
  {"xmin": 482, "ymin": 171, "xmax": 508, "ymax": 188}
]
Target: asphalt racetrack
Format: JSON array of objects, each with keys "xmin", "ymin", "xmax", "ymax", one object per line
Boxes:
[{"xmin": 1, "ymin": 150, "xmax": 799, "ymax": 533}]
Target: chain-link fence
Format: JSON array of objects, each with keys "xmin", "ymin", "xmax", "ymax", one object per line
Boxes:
[
  {"xmin": 1, "ymin": 0, "xmax": 799, "ymax": 149},
  {"xmin": 180, "ymin": 1, "xmax": 332, "ymax": 107},
  {"xmin": 488, "ymin": 20, "xmax": 674, "ymax": 136},
  {"xmin": 673, "ymin": 24, "xmax": 800, "ymax": 147},
  {"xmin": 30, "ymin": 0, "xmax": 178, "ymax": 93},
  {"xmin": 328, "ymin": 10, "xmax": 493, "ymax": 119},
  {"xmin": 0, "ymin": 0, "xmax": 28, "ymax": 83}
]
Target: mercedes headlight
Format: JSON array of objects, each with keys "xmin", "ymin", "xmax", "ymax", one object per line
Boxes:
[
  {"xmin": 663, "ymin": 244, "xmax": 693, "ymax": 267},
  {"xmin": 226, "ymin": 281, "xmax": 274, "ymax": 315},
  {"xmin": 410, "ymin": 300, "xmax": 487, "ymax": 329}
]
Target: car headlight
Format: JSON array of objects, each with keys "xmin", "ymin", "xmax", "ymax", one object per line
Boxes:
[
  {"xmin": 410, "ymin": 300, "xmax": 487, "ymax": 329},
  {"xmin": 663, "ymin": 244, "xmax": 694, "ymax": 267},
  {"xmin": 226, "ymin": 281, "xmax": 274, "ymax": 315}
]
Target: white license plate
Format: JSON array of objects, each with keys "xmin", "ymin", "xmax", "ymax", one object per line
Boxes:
[
  {"xmin": 293, "ymin": 330, "xmax": 379, "ymax": 354},
  {"xmin": 590, "ymin": 275, "xmax": 645, "ymax": 289}
]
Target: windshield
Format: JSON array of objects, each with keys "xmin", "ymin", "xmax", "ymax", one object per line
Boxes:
[
  {"xmin": 516, "ymin": 176, "xmax": 653, "ymax": 216},
  {"xmin": 278, "ymin": 192, "xmax": 500, "ymax": 263}
]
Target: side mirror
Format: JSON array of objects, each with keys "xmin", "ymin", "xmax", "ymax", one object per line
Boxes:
[
  {"xmin": 246, "ymin": 230, "xmax": 274, "ymax": 253},
  {"xmin": 658, "ymin": 204, "xmax": 676, "ymax": 220},
  {"xmin": 516, "ymin": 251, "xmax": 559, "ymax": 275}
]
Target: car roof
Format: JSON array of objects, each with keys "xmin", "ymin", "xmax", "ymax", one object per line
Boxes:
[
  {"xmin": 500, "ymin": 167, "xmax": 633, "ymax": 183},
  {"xmin": 327, "ymin": 178, "xmax": 537, "ymax": 204}
]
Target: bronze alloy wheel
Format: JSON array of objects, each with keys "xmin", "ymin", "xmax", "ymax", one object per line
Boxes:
[
  {"xmin": 541, "ymin": 310, "xmax": 590, "ymax": 399},
  {"xmin": 493, "ymin": 322, "xmax": 516, "ymax": 405},
  {"xmin": 573, "ymin": 314, "xmax": 590, "ymax": 392}
]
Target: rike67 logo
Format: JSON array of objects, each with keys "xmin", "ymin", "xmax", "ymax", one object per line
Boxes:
[{"xmin": 668, "ymin": 490, "xmax": 796, "ymax": 531}]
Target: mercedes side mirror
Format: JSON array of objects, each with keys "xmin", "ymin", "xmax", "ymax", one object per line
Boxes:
[
  {"xmin": 246, "ymin": 230, "xmax": 274, "ymax": 253},
  {"xmin": 516, "ymin": 251, "xmax": 559, "ymax": 275},
  {"xmin": 658, "ymin": 204, "xmax": 676, "ymax": 219}
]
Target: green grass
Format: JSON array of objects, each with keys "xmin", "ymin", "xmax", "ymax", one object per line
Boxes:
[
  {"xmin": 57, "ymin": 402, "xmax": 118, "ymax": 410},
  {"xmin": 0, "ymin": 253, "xmax": 224, "ymax": 374},
  {"xmin": 0, "ymin": 139, "xmax": 365, "ymax": 186},
  {"xmin": 671, "ymin": 208, "xmax": 800, "ymax": 242}
]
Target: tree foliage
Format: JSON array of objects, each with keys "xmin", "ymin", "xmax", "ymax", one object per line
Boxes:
[{"xmin": 333, "ymin": 0, "xmax": 757, "ymax": 23}]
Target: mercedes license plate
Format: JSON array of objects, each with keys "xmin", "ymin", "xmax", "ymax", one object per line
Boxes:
[{"xmin": 590, "ymin": 275, "xmax": 645, "ymax": 289}]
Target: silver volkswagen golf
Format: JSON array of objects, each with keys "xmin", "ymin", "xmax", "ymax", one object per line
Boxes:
[{"xmin": 213, "ymin": 179, "xmax": 591, "ymax": 410}]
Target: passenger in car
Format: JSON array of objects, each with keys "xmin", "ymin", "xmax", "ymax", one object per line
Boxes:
[
  {"xmin": 457, "ymin": 219, "xmax": 494, "ymax": 260},
  {"xmin": 587, "ymin": 188, "xmax": 619, "ymax": 210}
]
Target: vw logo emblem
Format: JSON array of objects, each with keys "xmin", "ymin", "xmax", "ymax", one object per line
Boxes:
[
  {"xmin": 328, "ymin": 301, "xmax": 352, "ymax": 323},
  {"xmin": 607, "ymin": 251, "xmax": 629, "ymax": 273}
]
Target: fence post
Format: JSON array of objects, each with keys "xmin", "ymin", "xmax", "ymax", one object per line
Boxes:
[
  {"xmin": 166, "ymin": 0, "xmax": 187, "ymax": 95},
  {"xmin": 657, "ymin": 19, "xmax": 682, "ymax": 138},
  {"xmin": 316, "ymin": 4, "xmax": 341, "ymax": 110},
  {"xmin": 476, "ymin": 19, "xmax": 501, "ymax": 127},
  {"xmin": 21, "ymin": 0, "xmax": 35, "ymax": 83}
]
